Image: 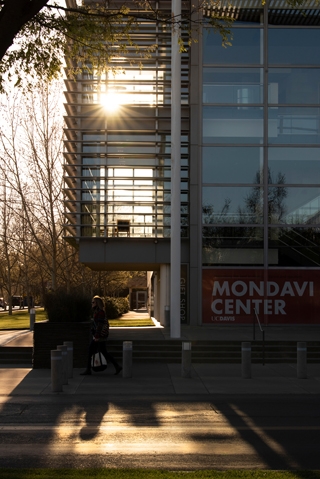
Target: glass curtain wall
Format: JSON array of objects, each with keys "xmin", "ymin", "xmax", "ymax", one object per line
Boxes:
[
  {"xmin": 64, "ymin": 6, "xmax": 189, "ymax": 240},
  {"xmin": 202, "ymin": 0, "xmax": 320, "ymax": 267}
]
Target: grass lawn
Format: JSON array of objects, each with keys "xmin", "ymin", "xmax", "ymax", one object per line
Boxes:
[
  {"xmin": 0, "ymin": 470, "xmax": 319, "ymax": 479},
  {"xmin": 0, "ymin": 309, "xmax": 154, "ymax": 330},
  {"xmin": 109, "ymin": 318, "xmax": 154, "ymax": 327},
  {"xmin": 0, "ymin": 308, "xmax": 47, "ymax": 329}
]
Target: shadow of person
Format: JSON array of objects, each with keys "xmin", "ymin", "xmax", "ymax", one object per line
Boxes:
[{"xmin": 79, "ymin": 402, "xmax": 110, "ymax": 441}]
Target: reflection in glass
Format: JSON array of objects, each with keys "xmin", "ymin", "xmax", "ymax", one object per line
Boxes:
[
  {"xmin": 269, "ymin": 227, "xmax": 320, "ymax": 266},
  {"xmin": 268, "ymin": 107, "xmax": 320, "ymax": 144},
  {"xmin": 268, "ymin": 29, "xmax": 320, "ymax": 65},
  {"xmin": 268, "ymin": 187, "xmax": 320, "ymax": 225},
  {"xmin": 203, "ymin": 106, "xmax": 264, "ymax": 144},
  {"xmin": 202, "ymin": 186, "xmax": 263, "ymax": 224},
  {"xmin": 202, "ymin": 227, "xmax": 264, "ymax": 265},
  {"xmin": 268, "ymin": 148, "xmax": 320, "ymax": 184},
  {"xmin": 203, "ymin": 68, "xmax": 263, "ymax": 104},
  {"xmin": 203, "ymin": 28, "xmax": 262, "ymax": 65},
  {"xmin": 268, "ymin": 69, "xmax": 320, "ymax": 105},
  {"xmin": 202, "ymin": 147, "xmax": 263, "ymax": 183}
]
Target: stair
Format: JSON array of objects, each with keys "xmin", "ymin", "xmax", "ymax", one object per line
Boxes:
[
  {"xmin": 107, "ymin": 340, "xmax": 320, "ymax": 364},
  {"xmin": 1, "ymin": 340, "xmax": 319, "ymax": 366},
  {"xmin": 0, "ymin": 346, "xmax": 33, "ymax": 365}
]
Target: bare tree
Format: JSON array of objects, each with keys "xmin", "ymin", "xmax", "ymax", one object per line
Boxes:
[
  {"xmin": 0, "ymin": 82, "xmax": 64, "ymax": 291},
  {"xmin": 0, "ymin": 175, "xmax": 22, "ymax": 314}
]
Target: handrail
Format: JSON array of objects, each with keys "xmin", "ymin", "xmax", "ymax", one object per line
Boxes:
[{"xmin": 253, "ymin": 308, "xmax": 265, "ymax": 366}]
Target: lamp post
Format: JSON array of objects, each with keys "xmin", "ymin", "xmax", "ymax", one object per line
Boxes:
[{"xmin": 170, "ymin": 0, "xmax": 181, "ymax": 339}]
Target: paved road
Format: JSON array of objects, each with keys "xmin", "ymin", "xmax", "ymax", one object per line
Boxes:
[
  {"xmin": 0, "ymin": 394, "xmax": 319, "ymax": 469},
  {"xmin": 1, "ymin": 323, "xmax": 320, "ymax": 470}
]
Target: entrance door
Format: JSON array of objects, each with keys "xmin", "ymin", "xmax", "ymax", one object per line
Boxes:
[{"xmin": 135, "ymin": 291, "xmax": 147, "ymax": 310}]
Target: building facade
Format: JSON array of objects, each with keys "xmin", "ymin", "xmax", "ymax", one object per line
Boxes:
[{"xmin": 64, "ymin": 0, "xmax": 320, "ymax": 329}]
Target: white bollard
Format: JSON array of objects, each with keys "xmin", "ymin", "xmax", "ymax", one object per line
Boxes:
[
  {"xmin": 241, "ymin": 342, "xmax": 252, "ymax": 379},
  {"xmin": 30, "ymin": 308, "xmax": 35, "ymax": 331},
  {"xmin": 297, "ymin": 342, "xmax": 307, "ymax": 379},
  {"xmin": 51, "ymin": 350, "xmax": 63, "ymax": 392},
  {"xmin": 57, "ymin": 345, "xmax": 68, "ymax": 385},
  {"xmin": 63, "ymin": 341, "xmax": 73, "ymax": 379},
  {"xmin": 122, "ymin": 341, "xmax": 133, "ymax": 378},
  {"xmin": 181, "ymin": 341, "xmax": 192, "ymax": 378}
]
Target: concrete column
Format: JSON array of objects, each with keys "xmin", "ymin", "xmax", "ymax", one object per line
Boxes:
[
  {"xmin": 170, "ymin": 0, "xmax": 181, "ymax": 339},
  {"xmin": 241, "ymin": 342, "xmax": 251, "ymax": 379},
  {"xmin": 153, "ymin": 272, "xmax": 159, "ymax": 322},
  {"xmin": 123, "ymin": 341, "xmax": 133, "ymax": 378},
  {"xmin": 63, "ymin": 341, "xmax": 73, "ymax": 379},
  {"xmin": 57, "ymin": 345, "xmax": 68, "ymax": 385},
  {"xmin": 160, "ymin": 264, "xmax": 170, "ymax": 326},
  {"xmin": 29, "ymin": 308, "xmax": 35, "ymax": 331},
  {"xmin": 51, "ymin": 350, "xmax": 63, "ymax": 392},
  {"xmin": 297, "ymin": 342, "xmax": 307, "ymax": 379},
  {"xmin": 181, "ymin": 342, "xmax": 192, "ymax": 378}
]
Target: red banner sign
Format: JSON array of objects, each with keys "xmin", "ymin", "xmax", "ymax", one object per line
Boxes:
[{"xmin": 202, "ymin": 269, "xmax": 320, "ymax": 324}]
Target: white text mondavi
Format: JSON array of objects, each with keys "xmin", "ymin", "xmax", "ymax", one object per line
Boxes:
[{"xmin": 211, "ymin": 280, "xmax": 314, "ymax": 315}]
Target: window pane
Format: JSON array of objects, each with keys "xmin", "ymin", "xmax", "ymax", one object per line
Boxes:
[
  {"xmin": 203, "ymin": 186, "xmax": 263, "ymax": 224},
  {"xmin": 82, "ymin": 134, "xmax": 105, "ymax": 141},
  {"xmin": 203, "ymin": 106, "xmax": 264, "ymax": 144},
  {"xmin": 268, "ymin": 69, "xmax": 320, "ymax": 105},
  {"xmin": 203, "ymin": 147, "xmax": 263, "ymax": 183},
  {"xmin": 268, "ymin": 148, "xmax": 320, "ymax": 184},
  {"xmin": 268, "ymin": 107, "xmax": 320, "ymax": 144},
  {"xmin": 82, "ymin": 158, "xmax": 106, "ymax": 165},
  {"xmin": 203, "ymin": 28, "xmax": 262, "ymax": 65},
  {"xmin": 202, "ymin": 227, "xmax": 264, "ymax": 265},
  {"xmin": 83, "ymin": 144, "xmax": 105, "ymax": 153},
  {"xmin": 269, "ymin": 227, "xmax": 320, "ymax": 267},
  {"xmin": 268, "ymin": 186, "xmax": 320, "ymax": 224},
  {"xmin": 268, "ymin": 29, "xmax": 320, "ymax": 65},
  {"xmin": 203, "ymin": 68, "xmax": 263, "ymax": 104}
]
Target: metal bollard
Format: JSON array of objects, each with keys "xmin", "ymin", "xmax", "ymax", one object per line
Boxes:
[
  {"xmin": 30, "ymin": 308, "xmax": 35, "ymax": 331},
  {"xmin": 181, "ymin": 341, "xmax": 192, "ymax": 378},
  {"xmin": 165, "ymin": 305, "xmax": 170, "ymax": 327},
  {"xmin": 297, "ymin": 341, "xmax": 307, "ymax": 379},
  {"xmin": 57, "ymin": 345, "xmax": 68, "ymax": 385},
  {"xmin": 122, "ymin": 341, "xmax": 132, "ymax": 378},
  {"xmin": 63, "ymin": 341, "xmax": 73, "ymax": 379},
  {"xmin": 51, "ymin": 350, "xmax": 63, "ymax": 392},
  {"xmin": 241, "ymin": 342, "xmax": 251, "ymax": 379}
]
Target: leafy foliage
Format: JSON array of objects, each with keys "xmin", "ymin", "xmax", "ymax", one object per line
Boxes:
[
  {"xmin": 44, "ymin": 289, "xmax": 91, "ymax": 322},
  {"xmin": 104, "ymin": 296, "xmax": 129, "ymax": 319},
  {"xmin": 104, "ymin": 296, "xmax": 120, "ymax": 319},
  {"xmin": 115, "ymin": 296, "xmax": 130, "ymax": 315},
  {"xmin": 0, "ymin": 0, "xmax": 235, "ymax": 93},
  {"xmin": 0, "ymin": 2, "xmax": 139, "ymax": 91},
  {"xmin": 0, "ymin": 0, "xmax": 313, "ymax": 92}
]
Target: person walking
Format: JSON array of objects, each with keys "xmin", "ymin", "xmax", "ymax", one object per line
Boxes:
[{"xmin": 80, "ymin": 295, "xmax": 122, "ymax": 376}]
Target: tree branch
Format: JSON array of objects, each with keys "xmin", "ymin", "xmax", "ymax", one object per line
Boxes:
[{"xmin": 0, "ymin": 0, "xmax": 49, "ymax": 61}]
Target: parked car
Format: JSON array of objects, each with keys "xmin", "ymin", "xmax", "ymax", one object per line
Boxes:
[
  {"xmin": 11, "ymin": 296, "xmax": 24, "ymax": 309},
  {"xmin": 0, "ymin": 298, "xmax": 7, "ymax": 310}
]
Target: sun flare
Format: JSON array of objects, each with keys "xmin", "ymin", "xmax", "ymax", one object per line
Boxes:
[{"xmin": 100, "ymin": 92, "xmax": 123, "ymax": 112}]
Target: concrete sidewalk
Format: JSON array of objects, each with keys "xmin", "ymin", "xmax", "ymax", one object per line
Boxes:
[
  {"xmin": 1, "ymin": 317, "xmax": 320, "ymax": 398},
  {"xmin": 1, "ymin": 362, "xmax": 320, "ymax": 397}
]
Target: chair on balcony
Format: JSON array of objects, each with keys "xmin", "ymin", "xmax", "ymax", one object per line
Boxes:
[{"xmin": 116, "ymin": 220, "xmax": 130, "ymax": 237}]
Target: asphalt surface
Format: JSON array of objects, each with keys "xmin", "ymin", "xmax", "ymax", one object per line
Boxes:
[{"xmin": 0, "ymin": 320, "xmax": 320, "ymax": 469}]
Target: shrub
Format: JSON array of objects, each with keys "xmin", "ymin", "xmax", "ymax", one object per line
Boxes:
[
  {"xmin": 44, "ymin": 290, "xmax": 92, "ymax": 322},
  {"xmin": 115, "ymin": 297, "xmax": 130, "ymax": 315},
  {"xmin": 104, "ymin": 297, "xmax": 120, "ymax": 319}
]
